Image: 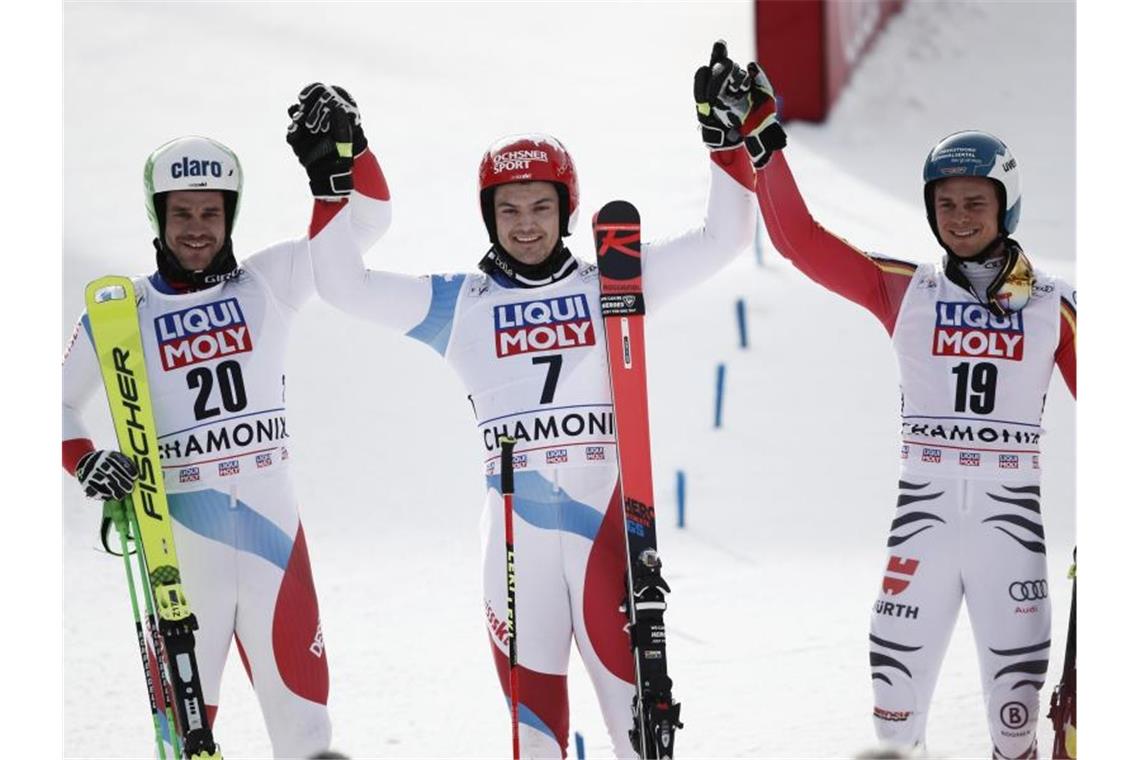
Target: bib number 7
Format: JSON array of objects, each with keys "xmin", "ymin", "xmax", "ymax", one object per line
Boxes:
[{"xmin": 532, "ymin": 355, "xmax": 563, "ymax": 405}]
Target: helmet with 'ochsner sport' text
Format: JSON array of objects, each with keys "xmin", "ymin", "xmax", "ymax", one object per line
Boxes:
[{"xmin": 478, "ymin": 134, "xmax": 579, "ymax": 244}]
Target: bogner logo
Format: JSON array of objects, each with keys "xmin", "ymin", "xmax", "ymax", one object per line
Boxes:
[
  {"xmin": 932, "ymin": 302, "xmax": 1024, "ymax": 360},
  {"xmin": 155, "ymin": 298, "xmax": 253, "ymax": 370},
  {"xmin": 112, "ymin": 348, "xmax": 162, "ymax": 521},
  {"xmin": 493, "ymin": 294, "xmax": 595, "ymax": 356}
]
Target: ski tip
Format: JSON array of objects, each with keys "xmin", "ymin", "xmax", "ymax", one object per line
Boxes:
[
  {"xmin": 85, "ymin": 275, "xmax": 135, "ymax": 308},
  {"xmin": 593, "ymin": 199, "xmax": 640, "ymax": 226}
]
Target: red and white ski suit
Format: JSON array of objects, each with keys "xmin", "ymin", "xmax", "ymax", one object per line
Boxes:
[
  {"xmin": 61, "ymin": 150, "xmax": 390, "ymax": 759},
  {"xmin": 310, "ymin": 146, "xmax": 757, "ymax": 758},
  {"xmin": 755, "ymin": 150, "xmax": 1076, "ymax": 758}
]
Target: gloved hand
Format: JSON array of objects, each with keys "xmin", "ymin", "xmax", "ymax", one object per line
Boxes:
[
  {"xmin": 740, "ymin": 62, "xmax": 787, "ymax": 169},
  {"xmin": 287, "ymin": 82, "xmax": 356, "ymax": 199},
  {"xmin": 330, "ymin": 85, "xmax": 368, "ymax": 157},
  {"xmin": 76, "ymin": 450, "xmax": 138, "ymax": 501},
  {"xmin": 693, "ymin": 40, "xmax": 753, "ymax": 151}
]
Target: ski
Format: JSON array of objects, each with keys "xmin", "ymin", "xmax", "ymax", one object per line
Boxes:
[
  {"xmin": 85, "ymin": 275, "xmax": 222, "ymax": 760},
  {"xmin": 1047, "ymin": 547, "xmax": 1077, "ymax": 759},
  {"xmin": 593, "ymin": 201, "xmax": 682, "ymax": 759}
]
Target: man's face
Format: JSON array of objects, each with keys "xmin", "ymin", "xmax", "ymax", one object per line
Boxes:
[
  {"xmin": 932, "ymin": 176, "xmax": 1002, "ymax": 259},
  {"xmin": 493, "ymin": 181, "xmax": 561, "ymax": 265},
  {"xmin": 163, "ymin": 190, "xmax": 227, "ymax": 271}
]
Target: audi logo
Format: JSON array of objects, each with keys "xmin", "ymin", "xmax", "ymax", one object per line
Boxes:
[{"xmin": 1008, "ymin": 580, "xmax": 1048, "ymax": 602}]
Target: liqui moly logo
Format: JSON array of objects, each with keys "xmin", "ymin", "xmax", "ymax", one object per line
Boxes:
[
  {"xmin": 545, "ymin": 448, "xmax": 568, "ymax": 465},
  {"xmin": 959, "ymin": 452, "xmax": 981, "ymax": 467},
  {"xmin": 932, "ymin": 302, "xmax": 1024, "ymax": 360},
  {"xmin": 155, "ymin": 298, "xmax": 253, "ymax": 370},
  {"xmin": 494, "ymin": 294, "xmax": 595, "ymax": 356},
  {"xmin": 921, "ymin": 447, "xmax": 942, "ymax": 463},
  {"xmin": 999, "ymin": 454, "xmax": 1020, "ymax": 469}
]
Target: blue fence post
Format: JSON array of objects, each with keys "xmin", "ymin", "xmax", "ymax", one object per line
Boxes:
[
  {"xmin": 735, "ymin": 298, "xmax": 748, "ymax": 349},
  {"xmin": 676, "ymin": 470, "xmax": 686, "ymax": 529},
  {"xmin": 714, "ymin": 362, "xmax": 726, "ymax": 429},
  {"xmin": 575, "ymin": 731, "xmax": 586, "ymax": 759}
]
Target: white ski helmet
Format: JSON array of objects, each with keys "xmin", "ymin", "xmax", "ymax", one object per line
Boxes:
[{"xmin": 143, "ymin": 135, "xmax": 243, "ymax": 239}]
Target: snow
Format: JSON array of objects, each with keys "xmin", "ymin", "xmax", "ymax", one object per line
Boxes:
[{"xmin": 61, "ymin": 2, "xmax": 1076, "ymax": 758}]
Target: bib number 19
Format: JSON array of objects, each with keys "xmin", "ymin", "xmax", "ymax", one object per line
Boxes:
[{"xmin": 951, "ymin": 361, "xmax": 997, "ymax": 415}]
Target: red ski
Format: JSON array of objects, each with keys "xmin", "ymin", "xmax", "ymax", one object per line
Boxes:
[{"xmin": 594, "ymin": 200, "xmax": 681, "ymax": 759}]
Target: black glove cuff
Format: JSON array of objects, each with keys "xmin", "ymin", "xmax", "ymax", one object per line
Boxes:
[
  {"xmin": 744, "ymin": 123, "xmax": 788, "ymax": 168},
  {"xmin": 701, "ymin": 123, "xmax": 741, "ymax": 150},
  {"xmin": 307, "ymin": 156, "xmax": 354, "ymax": 198}
]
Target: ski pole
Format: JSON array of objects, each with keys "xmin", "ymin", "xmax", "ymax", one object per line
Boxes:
[
  {"xmin": 500, "ymin": 436, "xmax": 521, "ymax": 760},
  {"xmin": 105, "ymin": 497, "xmax": 168, "ymax": 760}
]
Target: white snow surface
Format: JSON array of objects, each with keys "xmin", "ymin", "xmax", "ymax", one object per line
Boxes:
[{"xmin": 62, "ymin": 2, "xmax": 1075, "ymax": 758}]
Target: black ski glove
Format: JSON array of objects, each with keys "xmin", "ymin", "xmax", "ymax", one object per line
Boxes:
[
  {"xmin": 76, "ymin": 450, "xmax": 138, "ymax": 501},
  {"xmin": 330, "ymin": 85, "xmax": 368, "ymax": 157},
  {"xmin": 287, "ymin": 82, "xmax": 355, "ymax": 199},
  {"xmin": 740, "ymin": 62, "xmax": 787, "ymax": 169},
  {"xmin": 693, "ymin": 40, "xmax": 753, "ymax": 151}
]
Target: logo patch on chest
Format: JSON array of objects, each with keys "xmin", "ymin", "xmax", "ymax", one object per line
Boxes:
[
  {"xmin": 154, "ymin": 298, "xmax": 253, "ymax": 370},
  {"xmin": 493, "ymin": 294, "xmax": 595, "ymax": 356},
  {"xmin": 931, "ymin": 302, "xmax": 1024, "ymax": 360}
]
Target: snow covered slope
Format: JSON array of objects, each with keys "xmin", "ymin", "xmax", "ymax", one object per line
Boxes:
[{"xmin": 62, "ymin": 2, "xmax": 1074, "ymax": 757}]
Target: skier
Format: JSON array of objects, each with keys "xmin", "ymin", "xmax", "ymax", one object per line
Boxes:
[
  {"xmin": 61, "ymin": 84, "xmax": 389, "ymax": 758},
  {"xmin": 307, "ymin": 44, "xmax": 760, "ymax": 758},
  {"xmin": 723, "ymin": 61, "xmax": 1076, "ymax": 758}
]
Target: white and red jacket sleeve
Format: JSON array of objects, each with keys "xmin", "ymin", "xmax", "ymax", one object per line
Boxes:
[
  {"xmin": 61, "ymin": 317, "xmax": 100, "ymax": 474},
  {"xmin": 245, "ymin": 149, "xmax": 394, "ymax": 310},
  {"xmin": 754, "ymin": 150, "xmax": 915, "ymax": 335},
  {"xmin": 642, "ymin": 147, "xmax": 758, "ymax": 309},
  {"xmin": 309, "ymin": 148, "xmax": 438, "ymax": 333}
]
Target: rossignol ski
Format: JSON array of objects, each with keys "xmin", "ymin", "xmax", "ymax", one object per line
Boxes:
[
  {"xmin": 593, "ymin": 201, "xmax": 682, "ymax": 758},
  {"xmin": 85, "ymin": 275, "xmax": 222, "ymax": 760}
]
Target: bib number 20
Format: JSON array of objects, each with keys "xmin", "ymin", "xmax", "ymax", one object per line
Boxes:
[{"xmin": 187, "ymin": 360, "xmax": 248, "ymax": 420}]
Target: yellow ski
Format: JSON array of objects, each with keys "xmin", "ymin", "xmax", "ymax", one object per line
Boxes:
[{"xmin": 85, "ymin": 275, "xmax": 222, "ymax": 759}]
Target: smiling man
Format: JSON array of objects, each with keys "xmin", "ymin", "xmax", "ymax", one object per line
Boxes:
[
  {"xmin": 731, "ymin": 59, "xmax": 1076, "ymax": 759},
  {"xmin": 61, "ymin": 84, "xmax": 387, "ymax": 759},
  {"xmin": 307, "ymin": 42, "xmax": 761, "ymax": 758}
]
